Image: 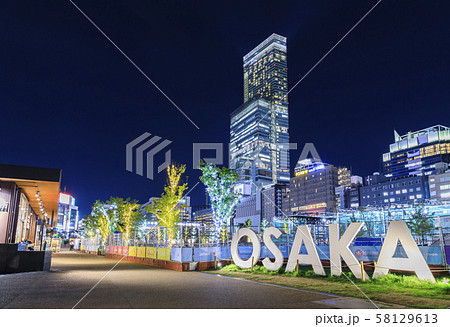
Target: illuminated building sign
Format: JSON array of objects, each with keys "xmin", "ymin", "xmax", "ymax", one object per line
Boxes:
[
  {"xmin": 291, "ymin": 202, "xmax": 327, "ymax": 212},
  {"xmin": 309, "ymin": 164, "xmax": 325, "ymax": 172},
  {"xmin": 294, "ymin": 169, "xmax": 308, "ymax": 177},
  {"xmin": 294, "ymin": 164, "xmax": 325, "ymax": 177},
  {"xmin": 231, "ymin": 221, "xmax": 435, "ymax": 282},
  {"xmin": 59, "ymin": 193, "xmax": 72, "ymax": 205}
]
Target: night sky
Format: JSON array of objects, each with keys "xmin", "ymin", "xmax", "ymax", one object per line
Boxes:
[{"xmin": 1, "ymin": 1, "xmax": 449, "ymax": 217}]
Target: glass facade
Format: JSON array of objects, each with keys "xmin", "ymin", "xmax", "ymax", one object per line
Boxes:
[
  {"xmin": 15, "ymin": 193, "xmax": 35, "ymax": 243},
  {"xmin": 230, "ymin": 34, "xmax": 290, "ymax": 193},
  {"xmin": 383, "ymin": 125, "xmax": 450, "ymax": 179}
]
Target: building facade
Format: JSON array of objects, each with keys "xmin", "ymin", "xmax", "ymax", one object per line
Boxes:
[
  {"xmin": 192, "ymin": 205, "xmax": 213, "ymax": 227},
  {"xmin": 261, "ymin": 184, "xmax": 287, "ymax": 223},
  {"xmin": 57, "ymin": 193, "xmax": 79, "ymax": 234},
  {"xmin": 365, "ymin": 172, "xmax": 387, "ymax": 186},
  {"xmin": 230, "ymin": 34, "xmax": 290, "ymax": 193},
  {"xmin": 0, "ymin": 164, "xmax": 61, "ymax": 246},
  {"xmin": 338, "ymin": 167, "xmax": 351, "ymax": 187},
  {"xmin": 335, "ymin": 176, "xmax": 363, "ymax": 210},
  {"xmin": 429, "ymin": 171, "xmax": 450, "ymax": 201},
  {"xmin": 383, "ymin": 125, "xmax": 450, "ymax": 179},
  {"xmin": 360, "ymin": 175, "xmax": 429, "ymax": 207},
  {"xmin": 285, "ymin": 159, "xmax": 338, "ymax": 215}
]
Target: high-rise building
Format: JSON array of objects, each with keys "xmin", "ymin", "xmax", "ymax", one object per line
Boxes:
[
  {"xmin": 383, "ymin": 125, "xmax": 450, "ymax": 179},
  {"xmin": 284, "ymin": 159, "xmax": 338, "ymax": 215},
  {"xmin": 230, "ymin": 34, "xmax": 290, "ymax": 193}
]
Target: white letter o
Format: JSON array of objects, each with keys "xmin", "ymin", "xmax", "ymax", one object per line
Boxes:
[{"xmin": 231, "ymin": 228, "xmax": 261, "ymax": 269}]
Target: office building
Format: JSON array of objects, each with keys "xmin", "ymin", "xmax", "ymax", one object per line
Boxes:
[
  {"xmin": 338, "ymin": 167, "xmax": 351, "ymax": 186},
  {"xmin": 285, "ymin": 159, "xmax": 338, "ymax": 215},
  {"xmin": 230, "ymin": 34, "xmax": 290, "ymax": 193},
  {"xmin": 192, "ymin": 205, "xmax": 214, "ymax": 227},
  {"xmin": 360, "ymin": 175, "xmax": 429, "ymax": 207},
  {"xmin": 335, "ymin": 176, "xmax": 363, "ymax": 210},
  {"xmin": 234, "ymin": 194, "xmax": 261, "ymax": 230},
  {"xmin": 429, "ymin": 169, "xmax": 450, "ymax": 201},
  {"xmin": 365, "ymin": 172, "xmax": 387, "ymax": 186},
  {"xmin": 261, "ymin": 184, "xmax": 287, "ymax": 222},
  {"xmin": 57, "ymin": 193, "xmax": 79, "ymax": 234},
  {"xmin": 383, "ymin": 125, "xmax": 450, "ymax": 179}
]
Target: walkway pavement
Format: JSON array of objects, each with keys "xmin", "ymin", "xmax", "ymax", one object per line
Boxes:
[{"xmin": 0, "ymin": 251, "xmax": 379, "ymax": 309}]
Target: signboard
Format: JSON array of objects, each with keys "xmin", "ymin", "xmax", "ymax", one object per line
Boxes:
[
  {"xmin": 146, "ymin": 247, "xmax": 157, "ymax": 259},
  {"xmin": 137, "ymin": 247, "xmax": 146, "ymax": 258},
  {"xmin": 157, "ymin": 247, "xmax": 170, "ymax": 260},
  {"xmin": 231, "ymin": 222, "xmax": 436, "ymax": 282},
  {"xmin": 128, "ymin": 246, "xmax": 137, "ymax": 257}
]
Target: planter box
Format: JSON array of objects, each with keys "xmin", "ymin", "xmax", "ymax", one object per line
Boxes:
[{"xmin": 0, "ymin": 244, "xmax": 52, "ymax": 274}]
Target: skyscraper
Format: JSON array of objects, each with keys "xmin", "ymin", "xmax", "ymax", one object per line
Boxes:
[
  {"xmin": 230, "ymin": 34, "xmax": 290, "ymax": 193},
  {"xmin": 383, "ymin": 125, "xmax": 450, "ymax": 179}
]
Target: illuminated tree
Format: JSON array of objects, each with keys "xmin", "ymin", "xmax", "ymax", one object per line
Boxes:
[
  {"xmin": 90, "ymin": 200, "xmax": 117, "ymax": 245},
  {"xmin": 108, "ymin": 197, "xmax": 143, "ymax": 242},
  {"xmin": 81, "ymin": 214, "xmax": 96, "ymax": 238},
  {"xmin": 406, "ymin": 204, "xmax": 435, "ymax": 245},
  {"xmin": 221, "ymin": 223, "xmax": 228, "ymax": 243},
  {"xmin": 199, "ymin": 162, "xmax": 239, "ymax": 243},
  {"xmin": 147, "ymin": 164, "xmax": 187, "ymax": 246}
]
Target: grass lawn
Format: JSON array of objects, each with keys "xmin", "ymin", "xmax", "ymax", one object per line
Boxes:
[{"xmin": 206, "ymin": 264, "xmax": 450, "ymax": 309}]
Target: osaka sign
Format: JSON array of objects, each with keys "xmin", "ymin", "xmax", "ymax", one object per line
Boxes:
[{"xmin": 230, "ymin": 221, "xmax": 435, "ymax": 283}]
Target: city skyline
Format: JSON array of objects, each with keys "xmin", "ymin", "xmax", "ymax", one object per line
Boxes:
[{"xmin": 2, "ymin": 1, "xmax": 450, "ymax": 216}]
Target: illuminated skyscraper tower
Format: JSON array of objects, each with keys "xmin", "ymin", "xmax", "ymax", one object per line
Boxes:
[{"xmin": 230, "ymin": 34, "xmax": 290, "ymax": 193}]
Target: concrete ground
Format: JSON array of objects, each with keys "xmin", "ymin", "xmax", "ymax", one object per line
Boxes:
[{"xmin": 0, "ymin": 251, "xmax": 379, "ymax": 309}]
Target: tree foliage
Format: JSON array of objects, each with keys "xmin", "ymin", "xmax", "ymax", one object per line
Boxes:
[
  {"xmin": 82, "ymin": 197, "xmax": 143, "ymax": 245},
  {"xmin": 109, "ymin": 197, "xmax": 143, "ymax": 242},
  {"xmin": 146, "ymin": 164, "xmax": 187, "ymax": 245},
  {"xmin": 406, "ymin": 204, "xmax": 435, "ymax": 245},
  {"xmin": 199, "ymin": 162, "xmax": 239, "ymax": 242}
]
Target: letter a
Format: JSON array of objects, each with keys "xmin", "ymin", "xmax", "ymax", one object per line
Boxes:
[
  {"xmin": 329, "ymin": 223, "xmax": 369, "ymax": 280},
  {"xmin": 373, "ymin": 221, "xmax": 435, "ymax": 282},
  {"xmin": 286, "ymin": 225, "xmax": 325, "ymax": 275}
]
